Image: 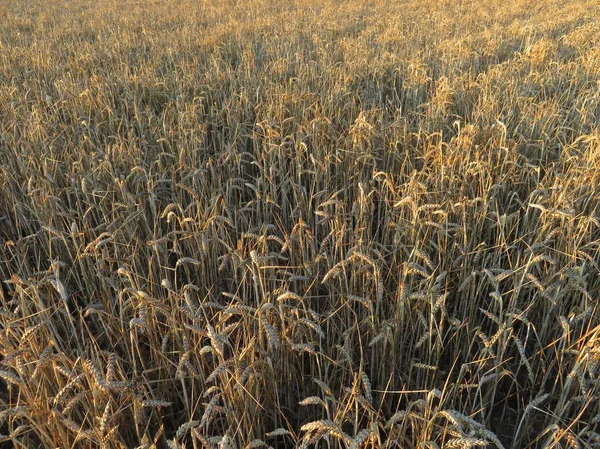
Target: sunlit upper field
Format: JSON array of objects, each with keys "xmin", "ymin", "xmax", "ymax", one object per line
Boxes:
[{"xmin": 1, "ymin": 0, "xmax": 599, "ymax": 448}]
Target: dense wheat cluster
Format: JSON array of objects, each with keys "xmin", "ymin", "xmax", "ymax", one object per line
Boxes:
[{"xmin": 1, "ymin": 0, "xmax": 600, "ymax": 447}]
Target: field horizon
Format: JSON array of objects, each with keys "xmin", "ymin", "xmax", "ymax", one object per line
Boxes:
[{"xmin": 1, "ymin": 0, "xmax": 599, "ymax": 448}]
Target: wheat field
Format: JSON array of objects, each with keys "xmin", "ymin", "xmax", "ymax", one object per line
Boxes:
[{"xmin": 1, "ymin": 0, "xmax": 599, "ymax": 447}]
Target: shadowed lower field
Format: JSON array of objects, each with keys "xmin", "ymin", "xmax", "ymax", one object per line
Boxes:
[{"xmin": 0, "ymin": 0, "xmax": 599, "ymax": 447}]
